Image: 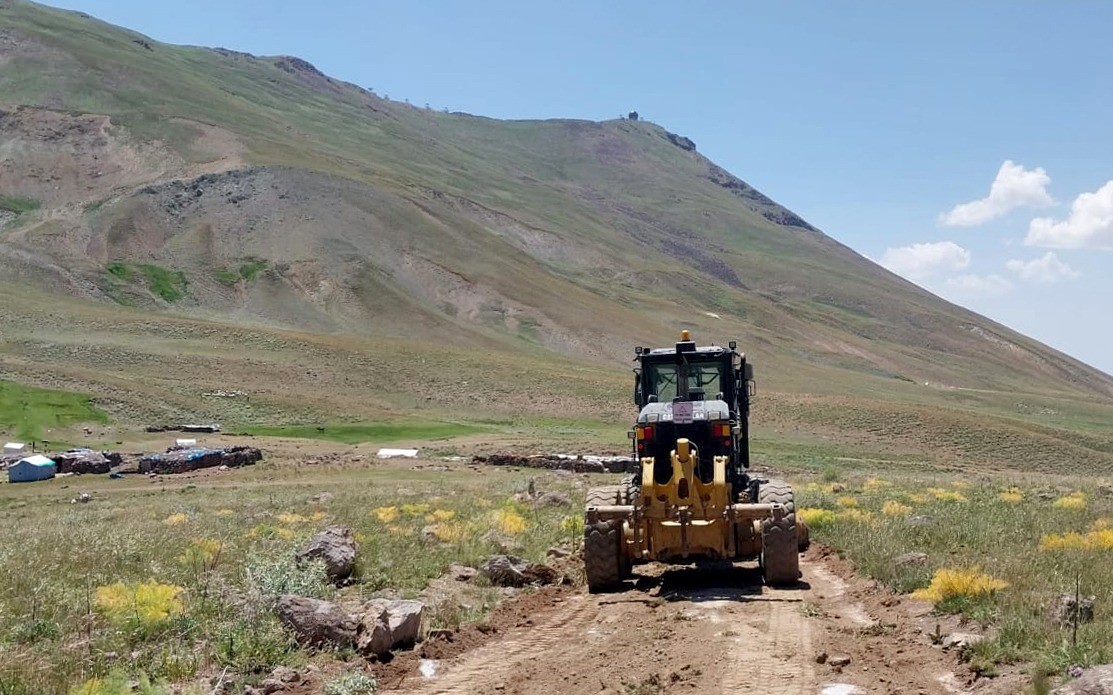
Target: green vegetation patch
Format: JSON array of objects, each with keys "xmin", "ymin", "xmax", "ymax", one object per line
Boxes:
[
  {"xmin": 215, "ymin": 258, "xmax": 268, "ymax": 286},
  {"xmin": 239, "ymin": 258, "xmax": 267, "ymax": 282},
  {"xmin": 214, "ymin": 268, "xmax": 240, "ymax": 285},
  {"xmin": 0, "ymin": 379, "xmax": 109, "ymax": 441},
  {"xmin": 140, "ymin": 264, "xmax": 189, "ymax": 302},
  {"xmin": 240, "ymin": 420, "xmax": 485, "ymax": 444},
  {"xmin": 104, "ymin": 262, "xmax": 189, "ymax": 302},
  {"xmin": 106, "ymin": 261, "xmax": 133, "ymax": 281},
  {"xmin": 0, "ymin": 196, "xmax": 39, "ymax": 215}
]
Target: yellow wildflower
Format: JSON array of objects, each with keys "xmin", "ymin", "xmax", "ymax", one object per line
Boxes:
[
  {"xmin": 911, "ymin": 568, "xmax": 1007, "ymax": 603},
  {"xmin": 798, "ymin": 508, "xmax": 838, "ymax": 528},
  {"xmin": 883, "ymin": 500, "xmax": 912, "ymax": 516},
  {"xmin": 998, "ymin": 488, "xmax": 1024, "ymax": 503},
  {"xmin": 95, "ymin": 580, "xmax": 183, "ymax": 628},
  {"xmin": 179, "ymin": 538, "xmax": 223, "ymax": 571},
  {"xmin": 373, "ymin": 506, "xmax": 399, "ymax": 523},
  {"xmin": 276, "ymin": 512, "xmax": 308, "ymax": 525},
  {"xmin": 1053, "ymin": 492, "xmax": 1087, "ymax": 510},
  {"xmin": 493, "ymin": 508, "xmax": 528, "ymax": 535},
  {"xmin": 863, "ymin": 477, "xmax": 892, "ymax": 491},
  {"xmin": 162, "ymin": 513, "xmax": 189, "ymax": 526},
  {"xmin": 927, "ymin": 488, "xmax": 967, "ymax": 502},
  {"xmin": 837, "ymin": 496, "xmax": 859, "ymax": 508}
]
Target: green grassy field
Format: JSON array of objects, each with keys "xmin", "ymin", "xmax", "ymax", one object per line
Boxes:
[
  {"xmin": 0, "ymin": 379, "xmax": 108, "ymax": 442},
  {"xmin": 238, "ymin": 421, "xmax": 487, "ymax": 445}
]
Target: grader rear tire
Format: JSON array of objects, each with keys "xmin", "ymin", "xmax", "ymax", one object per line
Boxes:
[
  {"xmin": 585, "ymin": 485, "xmax": 622, "ymax": 508},
  {"xmin": 584, "ymin": 520, "xmax": 623, "ymax": 592},
  {"xmin": 758, "ymin": 480, "xmax": 800, "ymax": 586}
]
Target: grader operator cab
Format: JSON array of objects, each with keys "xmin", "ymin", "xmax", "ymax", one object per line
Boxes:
[{"xmin": 583, "ymin": 330, "xmax": 800, "ymax": 591}]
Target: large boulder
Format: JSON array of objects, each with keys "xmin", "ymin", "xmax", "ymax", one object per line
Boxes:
[
  {"xmin": 274, "ymin": 595, "xmax": 357, "ymax": 648},
  {"xmin": 298, "ymin": 526, "xmax": 358, "ymax": 582},
  {"xmin": 1053, "ymin": 665, "xmax": 1113, "ymax": 694},
  {"xmin": 356, "ymin": 609, "xmax": 393, "ymax": 657},
  {"xmin": 363, "ymin": 599, "xmax": 424, "ymax": 650}
]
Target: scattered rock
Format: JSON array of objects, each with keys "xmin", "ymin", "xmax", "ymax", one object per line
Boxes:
[
  {"xmin": 274, "ymin": 595, "xmax": 357, "ymax": 648},
  {"xmin": 815, "ymin": 651, "xmax": 828, "ymax": 664},
  {"xmin": 532, "ymin": 491, "xmax": 572, "ymax": 508},
  {"xmin": 942, "ymin": 632, "xmax": 986, "ymax": 652},
  {"xmin": 447, "ymin": 563, "xmax": 478, "ymax": 582},
  {"xmin": 272, "ymin": 666, "xmax": 300, "ymax": 683},
  {"xmin": 1097, "ymin": 484, "xmax": 1113, "ymax": 497},
  {"xmin": 828, "ymin": 654, "xmax": 852, "ymax": 668},
  {"xmin": 1052, "ymin": 593, "xmax": 1096, "ymax": 628},
  {"xmin": 76, "ymin": 492, "xmax": 92, "ymax": 504},
  {"xmin": 297, "ymin": 526, "xmax": 358, "ymax": 582},
  {"xmin": 546, "ymin": 547, "xmax": 571, "ymax": 559},
  {"xmin": 480, "ymin": 555, "xmax": 559, "ymax": 587},
  {"xmin": 894, "ymin": 552, "xmax": 928, "ymax": 567},
  {"xmin": 909, "ymin": 515, "xmax": 936, "ymax": 526},
  {"xmin": 1052, "ymin": 664, "xmax": 1113, "ymax": 694},
  {"xmin": 310, "ymin": 492, "xmax": 334, "ymax": 504},
  {"xmin": 363, "ymin": 598, "xmax": 425, "ymax": 649}
]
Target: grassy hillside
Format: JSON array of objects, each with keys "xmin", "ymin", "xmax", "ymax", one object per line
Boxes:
[{"xmin": 0, "ymin": 0, "xmax": 1112, "ymax": 469}]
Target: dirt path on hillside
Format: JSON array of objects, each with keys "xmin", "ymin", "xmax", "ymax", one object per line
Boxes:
[{"xmin": 386, "ymin": 548, "xmax": 1016, "ymax": 695}]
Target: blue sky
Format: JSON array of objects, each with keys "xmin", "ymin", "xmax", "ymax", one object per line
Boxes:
[{"xmin": 48, "ymin": 1, "xmax": 1113, "ymax": 374}]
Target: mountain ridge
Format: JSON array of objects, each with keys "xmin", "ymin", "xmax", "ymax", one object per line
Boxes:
[{"xmin": 1, "ymin": 0, "xmax": 1111, "ymax": 410}]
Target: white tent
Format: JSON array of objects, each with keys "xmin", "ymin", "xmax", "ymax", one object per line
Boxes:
[
  {"xmin": 3, "ymin": 442, "xmax": 26, "ymax": 456},
  {"xmin": 8, "ymin": 455, "xmax": 56, "ymax": 483}
]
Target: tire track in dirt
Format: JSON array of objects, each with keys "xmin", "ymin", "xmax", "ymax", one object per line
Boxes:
[
  {"xmin": 407, "ymin": 594, "xmax": 600, "ymax": 695},
  {"xmin": 718, "ymin": 584, "xmax": 818, "ymax": 693},
  {"xmin": 398, "ymin": 550, "xmax": 998, "ymax": 695}
]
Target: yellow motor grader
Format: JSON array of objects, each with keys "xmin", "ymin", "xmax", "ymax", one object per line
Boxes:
[{"xmin": 583, "ymin": 331, "xmax": 800, "ymax": 591}]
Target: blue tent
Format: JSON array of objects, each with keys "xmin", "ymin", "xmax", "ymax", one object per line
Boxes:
[{"xmin": 8, "ymin": 455, "xmax": 56, "ymax": 483}]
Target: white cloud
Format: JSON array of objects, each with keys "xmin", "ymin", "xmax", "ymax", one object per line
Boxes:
[
  {"xmin": 1025, "ymin": 180, "xmax": 1113, "ymax": 249},
  {"xmin": 1005, "ymin": 252, "xmax": 1080, "ymax": 283},
  {"xmin": 941, "ymin": 160, "xmax": 1053, "ymax": 226},
  {"xmin": 879, "ymin": 241, "xmax": 970, "ymax": 280},
  {"xmin": 945, "ymin": 274, "xmax": 1014, "ymax": 296}
]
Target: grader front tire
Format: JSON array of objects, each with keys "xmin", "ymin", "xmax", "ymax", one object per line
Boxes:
[
  {"xmin": 758, "ymin": 480, "xmax": 800, "ymax": 586},
  {"xmin": 584, "ymin": 520, "xmax": 623, "ymax": 592},
  {"xmin": 761, "ymin": 518, "xmax": 800, "ymax": 587}
]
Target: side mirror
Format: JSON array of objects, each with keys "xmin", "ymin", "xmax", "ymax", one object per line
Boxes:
[
  {"xmin": 634, "ymin": 375, "xmax": 644, "ymax": 406},
  {"xmin": 743, "ymin": 363, "xmax": 754, "ymax": 381}
]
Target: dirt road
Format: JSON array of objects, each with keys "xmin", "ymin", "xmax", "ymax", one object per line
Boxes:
[{"xmin": 388, "ymin": 548, "xmax": 1005, "ymax": 695}]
